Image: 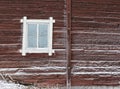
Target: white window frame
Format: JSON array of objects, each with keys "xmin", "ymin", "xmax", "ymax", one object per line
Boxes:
[{"xmin": 20, "ymin": 16, "xmax": 55, "ymax": 56}]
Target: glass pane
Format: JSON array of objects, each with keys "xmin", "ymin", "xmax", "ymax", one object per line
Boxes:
[
  {"xmin": 28, "ymin": 24, "xmax": 37, "ymax": 48},
  {"xmin": 38, "ymin": 24, "xmax": 48, "ymax": 48}
]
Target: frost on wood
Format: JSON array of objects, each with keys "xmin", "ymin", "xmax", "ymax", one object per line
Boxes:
[
  {"xmin": 0, "ymin": 66, "xmax": 66, "ymax": 76},
  {"xmin": 0, "ymin": 80, "xmax": 60, "ymax": 89},
  {"xmin": 0, "ymin": 80, "xmax": 32, "ymax": 89}
]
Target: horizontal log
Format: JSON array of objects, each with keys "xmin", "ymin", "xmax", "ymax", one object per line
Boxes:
[
  {"xmin": 71, "ymin": 74, "xmax": 120, "ymax": 86},
  {"xmin": 0, "ymin": 67, "xmax": 66, "ymax": 74},
  {"xmin": 72, "ymin": 44, "xmax": 120, "ymax": 50},
  {"xmin": 0, "ymin": 14, "xmax": 65, "ymax": 21},
  {"xmin": 72, "ymin": 27, "xmax": 120, "ymax": 35},
  {"xmin": 72, "ymin": 67, "xmax": 120, "ymax": 73},
  {"xmin": 72, "ymin": 16, "xmax": 120, "ymax": 23},
  {"xmin": 0, "ymin": 50, "xmax": 66, "ymax": 61},
  {"xmin": 0, "ymin": 60, "xmax": 66, "ymax": 68},
  {"xmin": 72, "ymin": 0, "xmax": 120, "ymax": 5},
  {"xmin": 72, "ymin": 21, "xmax": 118, "ymax": 28},
  {"xmin": 71, "ymin": 61, "xmax": 120, "ymax": 67},
  {"xmin": 72, "ymin": 33, "xmax": 120, "ymax": 45},
  {"xmin": 72, "ymin": 3, "xmax": 120, "ymax": 12},
  {"xmin": 72, "ymin": 56, "xmax": 120, "ymax": 61},
  {"xmin": 12, "ymin": 75, "xmax": 66, "ymax": 86}
]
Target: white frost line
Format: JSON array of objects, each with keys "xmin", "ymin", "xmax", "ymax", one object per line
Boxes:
[
  {"xmin": 75, "ymin": 16, "xmax": 120, "ymax": 19},
  {"xmin": 73, "ymin": 72, "xmax": 120, "ymax": 75},
  {"xmin": 74, "ymin": 20, "xmax": 118, "ymax": 25},
  {"xmin": 1, "ymin": 67, "xmax": 120, "ymax": 72},
  {"xmin": 71, "ymin": 49, "xmax": 120, "ymax": 53},
  {"xmin": 73, "ymin": 44, "xmax": 120, "ymax": 47},
  {"xmin": 50, "ymin": 60, "xmax": 67, "ymax": 62},
  {"xmin": 71, "ymin": 49, "xmax": 120, "ymax": 51},
  {"xmin": 0, "ymin": 66, "xmax": 66, "ymax": 71},
  {"xmin": 72, "ymin": 31, "xmax": 120, "ymax": 35},
  {"xmin": 54, "ymin": 49, "xmax": 120, "ymax": 52},
  {"xmin": 9, "ymin": 72, "xmax": 66, "ymax": 76},
  {"xmin": 74, "ymin": 49, "xmax": 120, "ymax": 51},
  {"xmin": 0, "ymin": 68, "xmax": 18, "ymax": 71},
  {"xmin": 0, "ymin": 43, "xmax": 20, "ymax": 46},
  {"xmin": 6, "ymin": 71, "xmax": 120, "ymax": 76},
  {"xmin": 71, "ymin": 60, "xmax": 120, "ymax": 63},
  {"xmin": 30, "ymin": 66, "xmax": 66, "ymax": 70},
  {"xmin": 73, "ymin": 66, "xmax": 120, "ymax": 69}
]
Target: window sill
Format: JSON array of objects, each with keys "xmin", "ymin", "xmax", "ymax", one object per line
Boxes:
[{"xmin": 19, "ymin": 49, "xmax": 55, "ymax": 56}]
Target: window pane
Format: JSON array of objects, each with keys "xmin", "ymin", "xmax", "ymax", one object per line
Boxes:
[
  {"xmin": 38, "ymin": 24, "xmax": 48, "ymax": 48},
  {"xmin": 28, "ymin": 24, "xmax": 37, "ymax": 48}
]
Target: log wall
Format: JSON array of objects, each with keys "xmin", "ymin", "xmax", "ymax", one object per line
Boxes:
[
  {"xmin": 0, "ymin": 0, "xmax": 120, "ymax": 87},
  {"xmin": 0, "ymin": 0, "xmax": 66, "ymax": 86},
  {"xmin": 71, "ymin": 0, "xmax": 120, "ymax": 86}
]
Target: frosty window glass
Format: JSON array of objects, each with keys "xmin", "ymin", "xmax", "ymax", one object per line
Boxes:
[
  {"xmin": 38, "ymin": 24, "xmax": 48, "ymax": 48},
  {"xmin": 28, "ymin": 24, "xmax": 37, "ymax": 48},
  {"xmin": 27, "ymin": 23, "xmax": 48, "ymax": 48}
]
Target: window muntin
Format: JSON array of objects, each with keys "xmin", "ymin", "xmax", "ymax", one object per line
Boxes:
[{"xmin": 20, "ymin": 16, "xmax": 55, "ymax": 56}]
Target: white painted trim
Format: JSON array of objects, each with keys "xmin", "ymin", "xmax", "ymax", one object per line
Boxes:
[
  {"xmin": 20, "ymin": 16, "xmax": 55, "ymax": 56},
  {"xmin": 21, "ymin": 19, "xmax": 55, "ymax": 23},
  {"xmin": 21, "ymin": 16, "xmax": 27, "ymax": 56},
  {"xmin": 48, "ymin": 17, "xmax": 54, "ymax": 56}
]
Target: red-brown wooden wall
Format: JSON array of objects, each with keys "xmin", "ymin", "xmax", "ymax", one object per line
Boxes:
[
  {"xmin": 0, "ymin": 0, "xmax": 66, "ymax": 86},
  {"xmin": 0, "ymin": 0, "xmax": 120, "ymax": 87},
  {"xmin": 71, "ymin": 0, "xmax": 120, "ymax": 86}
]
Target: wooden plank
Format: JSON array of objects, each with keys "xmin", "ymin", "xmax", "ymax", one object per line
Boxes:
[
  {"xmin": 72, "ymin": 50, "xmax": 120, "ymax": 61},
  {"xmin": 71, "ymin": 74, "xmax": 120, "ymax": 86},
  {"xmin": 72, "ymin": 0, "xmax": 120, "ymax": 4},
  {"xmin": 12, "ymin": 75, "xmax": 66, "ymax": 86},
  {"xmin": 66, "ymin": 0, "xmax": 72, "ymax": 88},
  {"xmin": 0, "ymin": 61, "xmax": 66, "ymax": 68},
  {"xmin": 72, "ymin": 44, "xmax": 120, "ymax": 50},
  {"xmin": 71, "ymin": 61, "xmax": 120, "ymax": 67},
  {"xmin": 72, "ymin": 33, "xmax": 120, "ymax": 45}
]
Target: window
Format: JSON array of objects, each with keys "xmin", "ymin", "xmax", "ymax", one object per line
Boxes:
[{"xmin": 20, "ymin": 16, "xmax": 55, "ymax": 56}]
